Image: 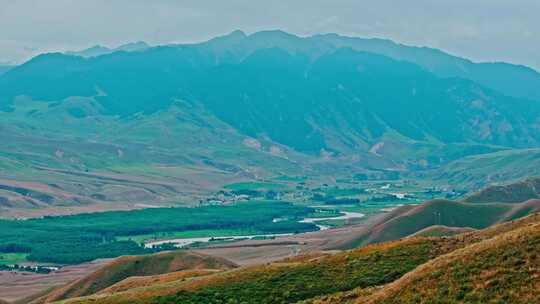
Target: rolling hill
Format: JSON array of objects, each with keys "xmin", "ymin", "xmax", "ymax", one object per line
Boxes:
[
  {"xmin": 19, "ymin": 177, "xmax": 540, "ymax": 303},
  {"xmin": 0, "ymin": 97, "xmax": 307, "ymax": 213},
  {"xmin": 407, "ymin": 225, "xmax": 475, "ymax": 238},
  {"xmin": 341, "ymin": 198, "xmax": 540, "ymax": 248},
  {"xmin": 352, "ymin": 218, "xmax": 540, "ymax": 304},
  {"xmin": 336, "ymin": 177, "xmax": 540, "ymax": 248},
  {"xmin": 50, "ymin": 213, "xmax": 540, "ymax": 304},
  {"xmin": 53, "ymin": 238, "xmax": 459, "ymax": 304},
  {"xmin": 464, "ymin": 176, "xmax": 540, "ymax": 203},
  {"xmin": 32, "ymin": 251, "xmax": 237, "ymax": 303},
  {"xmin": 430, "ymin": 149, "xmax": 540, "ymax": 190}
]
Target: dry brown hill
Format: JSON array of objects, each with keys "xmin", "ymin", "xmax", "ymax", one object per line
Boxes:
[
  {"xmin": 354, "ymin": 216, "xmax": 540, "ymax": 303},
  {"xmin": 407, "ymin": 225, "xmax": 475, "ymax": 238},
  {"xmin": 56, "ymin": 214, "xmax": 540, "ymax": 304},
  {"xmin": 341, "ymin": 198, "xmax": 540, "ymax": 248},
  {"xmin": 58, "ymin": 238, "xmax": 461, "ymax": 304},
  {"xmin": 59, "ymin": 214, "xmax": 540, "ymax": 304},
  {"xmin": 100, "ymin": 269, "xmax": 223, "ymax": 294},
  {"xmin": 464, "ymin": 176, "xmax": 540, "ymax": 203},
  {"xmin": 35, "ymin": 251, "xmax": 236, "ymax": 303},
  {"xmin": 301, "ymin": 213, "xmax": 540, "ymax": 304}
]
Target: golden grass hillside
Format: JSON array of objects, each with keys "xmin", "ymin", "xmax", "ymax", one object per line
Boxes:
[
  {"xmin": 46, "ymin": 200, "xmax": 540, "ymax": 304},
  {"xmin": 464, "ymin": 176, "xmax": 540, "ymax": 203},
  {"xmin": 60, "ymin": 238, "xmax": 456, "ymax": 304},
  {"xmin": 301, "ymin": 213, "xmax": 540, "ymax": 304},
  {"xmin": 40, "ymin": 191, "xmax": 540, "ymax": 304},
  {"xmin": 355, "ymin": 218, "xmax": 540, "ymax": 303},
  {"xmin": 36, "ymin": 251, "xmax": 236, "ymax": 303},
  {"xmin": 99, "ymin": 269, "xmax": 223, "ymax": 294},
  {"xmin": 58, "ymin": 215, "xmax": 540, "ymax": 304},
  {"xmin": 407, "ymin": 225, "xmax": 475, "ymax": 238},
  {"xmin": 341, "ymin": 198, "xmax": 540, "ymax": 248},
  {"xmin": 340, "ymin": 176, "xmax": 540, "ymax": 249}
]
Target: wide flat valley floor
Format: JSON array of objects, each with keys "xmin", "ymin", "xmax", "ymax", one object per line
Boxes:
[{"xmin": 0, "ymin": 215, "xmax": 381, "ymax": 302}]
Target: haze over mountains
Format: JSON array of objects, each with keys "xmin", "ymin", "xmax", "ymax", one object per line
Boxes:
[
  {"xmin": 2, "ymin": 31, "xmax": 540, "ymax": 152},
  {"xmin": 65, "ymin": 41, "xmax": 151, "ymax": 58},
  {"xmin": 1, "ymin": 30, "xmax": 540, "ymax": 214},
  {"xmin": 2, "ymin": 28, "xmax": 540, "ymax": 304}
]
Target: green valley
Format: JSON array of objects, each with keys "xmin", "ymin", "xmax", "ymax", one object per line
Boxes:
[
  {"xmin": 1, "ymin": 10, "xmax": 540, "ymax": 303},
  {"xmin": 0, "ymin": 201, "xmax": 316, "ymax": 264}
]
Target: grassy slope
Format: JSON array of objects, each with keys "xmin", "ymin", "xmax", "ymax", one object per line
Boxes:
[
  {"xmin": 63, "ymin": 212, "xmax": 540, "ymax": 304},
  {"xmin": 464, "ymin": 176, "xmax": 540, "ymax": 203},
  {"xmin": 432, "ymin": 149, "xmax": 540, "ymax": 190},
  {"xmin": 341, "ymin": 198, "xmax": 540, "ymax": 248},
  {"xmin": 355, "ymin": 218, "xmax": 540, "ymax": 303},
  {"xmin": 301, "ymin": 213, "xmax": 540, "ymax": 304},
  {"xmin": 63, "ymin": 213, "xmax": 540, "ymax": 304},
  {"xmin": 36, "ymin": 251, "xmax": 236, "ymax": 303},
  {"xmin": 58, "ymin": 213, "xmax": 540, "ymax": 304},
  {"xmin": 100, "ymin": 269, "xmax": 223, "ymax": 295},
  {"xmin": 407, "ymin": 225, "xmax": 476, "ymax": 238},
  {"xmin": 0, "ymin": 99, "xmax": 307, "ymax": 214},
  {"xmin": 60, "ymin": 239, "xmax": 448, "ymax": 304}
]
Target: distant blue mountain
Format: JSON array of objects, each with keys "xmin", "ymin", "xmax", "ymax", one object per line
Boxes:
[
  {"xmin": 188, "ymin": 30, "xmax": 540, "ymax": 101},
  {"xmin": 65, "ymin": 41, "xmax": 150, "ymax": 58},
  {"xmin": 1, "ymin": 31, "xmax": 539, "ymax": 154}
]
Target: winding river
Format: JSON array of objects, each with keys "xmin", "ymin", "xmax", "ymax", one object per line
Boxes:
[
  {"xmin": 300, "ymin": 211, "xmax": 365, "ymax": 231},
  {"xmin": 144, "ymin": 211, "xmax": 365, "ymax": 248}
]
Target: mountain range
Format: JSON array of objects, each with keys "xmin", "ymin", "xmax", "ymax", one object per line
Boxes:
[
  {"xmin": 1, "ymin": 30, "xmax": 540, "ymax": 214},
  {"xmin": 3, "ymin": 31, "xmax": 540, "ymax": 152},
  {"xmin": 2, "ymin": 31, "xmax": 540, "ymax": 152},
  {"xmin": 64, "ymin": 41, "xmax": 150, "ymax": 58}
]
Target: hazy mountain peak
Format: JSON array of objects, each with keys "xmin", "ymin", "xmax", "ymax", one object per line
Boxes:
[
  {"xmin": 65, "ymin": 41, "xmax": 149, "ymax": 58},
  {"xmin": 116, "ymin": 41, "xmax": 150, "ymax": 52},
  {"xmin": 312, "ymin": 32, "xmax": 393, "ymax": 43},
  {"xmin": 85, "ymin": 45, "xmax": 110, "ymax": 51},
  {"xmin": 66, "ymin": 45, "xmax": 112, "ymax": 58},
  {"xmin": 228, "ymin": 29, "xmax": 247, "ymax": 38},
  {"xmin": 202, "ymin": 30, "xmax": 248, "ymax": 46},
  {"xmin": 248, "ymin": 29, "xmax": 300, "ymax": 41}
]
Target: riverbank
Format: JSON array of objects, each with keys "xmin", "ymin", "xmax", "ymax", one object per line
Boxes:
[{"xmin": 145, "ymin": 211, "xmax": 366, "ymax": 248}]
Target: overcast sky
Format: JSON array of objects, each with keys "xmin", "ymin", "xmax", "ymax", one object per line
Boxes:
[{"xmin": 1, "ymin": 0, "xmax": 539, "ymax": 70}]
